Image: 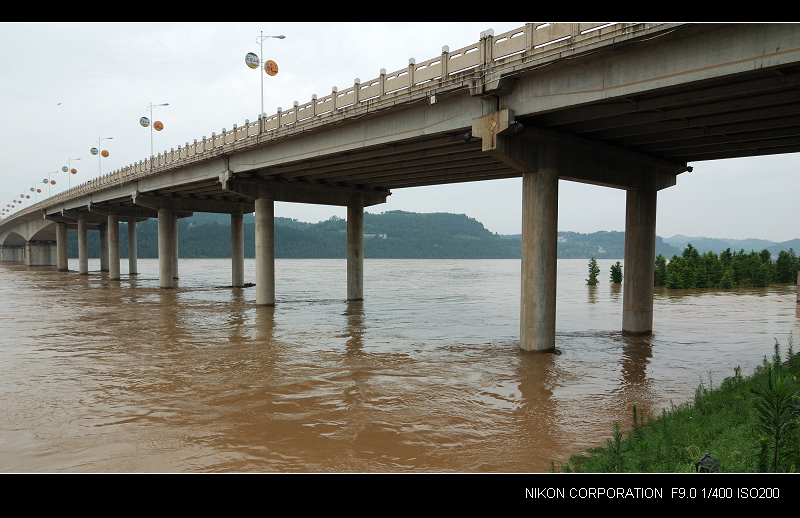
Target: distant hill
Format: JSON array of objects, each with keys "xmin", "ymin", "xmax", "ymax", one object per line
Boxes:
[{"xmin": 65, "ymin": 211, "xmax": 795, "ymax": 260}]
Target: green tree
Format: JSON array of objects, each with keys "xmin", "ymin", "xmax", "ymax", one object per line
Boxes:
[
  {"xmin": 587, "ymin": 257, "xmax": 600, "ymax": 285},
  {"xmin": 610, "ymin": 261, "xmax": 623, "ymax": 283},
  {"xmin": 654, "ymin": 254, "xmax": 667, "ymax": 286}
]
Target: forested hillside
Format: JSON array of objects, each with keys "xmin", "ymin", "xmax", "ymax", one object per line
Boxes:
[{"xmin": 65, "ymin": 211, "xmax": 793, "ymax": 260}]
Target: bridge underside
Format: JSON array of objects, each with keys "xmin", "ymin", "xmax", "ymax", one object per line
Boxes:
[{"xmin": 4, "ymin": 23, "xmax": 800, "ymax": 352}]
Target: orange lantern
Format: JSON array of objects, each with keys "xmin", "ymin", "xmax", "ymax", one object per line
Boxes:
[
  {"xmin": 50, "ymin": 180, "xmax": 56, "ymax": 185},
  {"xmin": 71, "ymin": 168, "xmax": 77, "ymax": 174}
]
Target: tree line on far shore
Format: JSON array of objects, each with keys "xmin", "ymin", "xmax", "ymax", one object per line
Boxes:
[{"xmin": 655, "ymin": 245, "xmax": 799, "ymax": 289}]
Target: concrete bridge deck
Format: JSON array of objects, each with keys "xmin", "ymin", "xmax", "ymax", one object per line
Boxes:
[{"xmin": 3, "ymin": 23, "xmax": 800, "ymax": 351}]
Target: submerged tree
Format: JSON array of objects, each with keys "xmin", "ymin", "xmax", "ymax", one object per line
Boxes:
[
  {"xmin": 610, "ymin": 261, "xmax": 623, "ymax": 284},
  {"xmin": 587, "ymin": 257, "xmax": 600, "ymax": 285}
]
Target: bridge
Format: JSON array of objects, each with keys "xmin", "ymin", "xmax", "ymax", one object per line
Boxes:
[{"xmin": 2, "ymin": 23, "xmax": 800, "ymax": 352}]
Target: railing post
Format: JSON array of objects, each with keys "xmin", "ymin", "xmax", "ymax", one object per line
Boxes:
[
  {"xmin": 331, "ymin": 87, "xmax": 338, "ymax": 111},
  {"xmin": 408, "ymin": 58, "xmax": 415, "ymax": 91},
  {"xmin": 311, "ymin": 94, "xmax": 317, "ymax": 117},
  {"xmin": 353, "ymin": 79, "xmax": 360, "ymax": 105},
  {"xmin": 379, "ymin": 68, "xmax": 386, "ymax": 99}
]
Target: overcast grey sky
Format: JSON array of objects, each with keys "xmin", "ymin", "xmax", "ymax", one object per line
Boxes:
[{"xmin": 1, "ymin": 22, "xmax": 797, "ymax": 242}]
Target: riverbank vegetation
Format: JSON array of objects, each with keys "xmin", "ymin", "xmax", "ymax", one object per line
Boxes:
[
  {"xmin": 557, "ymin": 336, "xmax": 800, "ymax": 473},
  {"xmin": 655, "ymin": 245, "xmax": 799, "ymax": 289}
]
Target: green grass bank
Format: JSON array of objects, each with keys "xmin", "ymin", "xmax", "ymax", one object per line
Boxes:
[{"xmin": 556, "ymin": 335, "xmax": 800, "ymax": 473}]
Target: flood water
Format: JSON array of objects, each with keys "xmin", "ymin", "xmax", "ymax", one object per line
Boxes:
[{"xmin": 1, "ymin": 258, "xmax": 798, "ymax": 472}]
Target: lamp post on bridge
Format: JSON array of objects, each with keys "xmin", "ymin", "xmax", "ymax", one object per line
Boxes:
[
  {"xmin": 143, "ymin": 103, "xmax": 168, "ymax": 159},
  {"xmin": 92, "ymin": 138, "xmax": 112, "ymax": 177},
  {"xmin": 250, "ymin": 32, "xmax": 285, "ymax": 125},
  {"xmin": 64, "ymin": 157, "xmax": 80, "ymax": 189}
]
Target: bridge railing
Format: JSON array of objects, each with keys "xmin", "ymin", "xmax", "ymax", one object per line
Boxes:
[{"xmin": 4, "ymin": 22, "xmax": 670, "ymax": 226}]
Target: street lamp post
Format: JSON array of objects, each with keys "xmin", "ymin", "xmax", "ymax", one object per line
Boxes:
[
  {"xmin": 254, "ymin": 32, "xmax": 285, "ymax": 122},
  {"xmin": 146, "ymin": 103, "xmax": 168, "ymax": 158},
  {"xmin": 95, "ymin": 138, "xmax": 112, "ymax": 176},
  {"xmin": 66, "ymin": 157, "xmax": 80, "ymax": 189}
]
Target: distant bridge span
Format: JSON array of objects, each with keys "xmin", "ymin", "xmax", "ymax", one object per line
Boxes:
[{"xmin": 3, "ymin": 23, "xmax": 800, "ymax": 351}]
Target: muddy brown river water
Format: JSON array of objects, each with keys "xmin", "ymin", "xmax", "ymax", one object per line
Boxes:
[{"xmin": 1, "ymin": 258, "xmax": 797, "ymax": 472}]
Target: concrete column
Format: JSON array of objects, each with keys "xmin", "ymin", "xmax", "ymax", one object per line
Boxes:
[
  {"xmin": 56, "ymin": 222, "xmax": 69, "ymax": 271},
  {"xmin": 255, "ymin": 190, "xmax": 275, "ymax": 306},
  {"xmin": 158, "ymin": 208, "xmax": 174, "ymax": 288},
  {"xmin": 623, "ymin": 189, "xmax": 657, "ymax": 334},
  {"xmin": 108, "ymin": 214, "xmax": 120, "ymax": 280},
  {"xmin": 99, "ymin": 224, "xmax": 109, "ymax": 272},
  {"xmin": 519, "ymin": 141, "xmax": 559, "ymax": 353},
  {"xmin": 347, "ymin": 197, "xmax": 364, "ymax": 301},
  {"xmin": 231, "ymin": 210, "xmax": 244, "ymax": 287},
  {"xmin": 172, "ymin": 212, "xmax": 179, "ymax": 279},
  {"xmin": 128, "ymin": 219, "xmax": 138, "ymax": 275},
  {"xmin": 78, "ymin": 214, "xmax": 88, "ymax": 275}
]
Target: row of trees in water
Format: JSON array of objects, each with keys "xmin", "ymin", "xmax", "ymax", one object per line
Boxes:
[{"xmin": 655, "ymin": 245, "xmax": 800, "ymax": 289}]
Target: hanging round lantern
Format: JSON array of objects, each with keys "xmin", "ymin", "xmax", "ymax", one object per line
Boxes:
[
  {"xmin": 91, "ymin": 147, "xmax": 99, "ymax": 155},
  {"xmin": 50, "ymin": 180, "xmax": 56, "ymax": 185},
  {"xmin": 71, "ymin": 168, "xmax": 77, "ymax": 174},
  {"xmin": 36, "ymin": 189, "xmax": 41, "ymax": 193},
  {"xmin": 101, "ymin": 150, "xmax": 109, "ymax": 157},
  {"xmin": 245, "ymin": 52, "xmax": 259, "ymax": 69},
  {"xmin": 154, "ymin": 121, "xmax": 163, "ymax": 131},
  {"xmin": 140, "ymin": 117, "xmax": 150, "ymax": 127}
]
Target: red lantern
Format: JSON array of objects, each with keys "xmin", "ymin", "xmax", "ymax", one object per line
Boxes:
[
  {"xmin": 50, "ymin": 180, "xmax": 56, "ymax": 185},
  {"xmin": 71, "ymin": 168, "xmax": 77, "ymax": 175}
]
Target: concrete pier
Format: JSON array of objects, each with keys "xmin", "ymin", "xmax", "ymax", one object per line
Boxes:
[
  {"xmin": 57, "ymin": 222, "xmax": 68, "ymax": 271},
  {"xmin": 158, "ymin": 209, "xmax": 174, "ymax": 288},
  {"xmin": 78, "ymin": 214, "xmax": 88, "ymax": 275},
  {"xmin": 347, "ymin": 198, "xmax": 364, "ymax": 301},
  {"xmin": 128, "ymin": 219, "xmax": 138, "ymax": 275},
  {"xmin": 519, "ymin": 142, "xmax": 559, "ymax": 353},
  {"xmin": 255, "ymin": 190, "xmax": 275, "ymax": 306},
  {"xmin": 797, "ymin": 270, "xmax": 799, "ymax": 302},
  {"xmin": 622, "ymin": 189, "xmax": 657, "ymax": 334},
  {"xmin": 172, "ymin": 213, "xmax": 179, "ymax": 279},
  {"xmin": 231, "ymin": 210, "xmax": 244, "ymax": 287},
  {"xmin": 108, "ymin": 215, "xmax": 120, "ymax": 280},
  {"xmin": 24, "ymin": 241, "xmax": 57, "ymax": 266},
  {"xmin": 99, "ymin": 224, "xmax": 109, "ymax": 272}
]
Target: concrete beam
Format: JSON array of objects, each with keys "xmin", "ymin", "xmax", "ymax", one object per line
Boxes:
[
  {"xmin": 133, "ymin": 191, "xmax": 247, "ymax": 215},
  {"xmin": 88, "ymin": 202, "xmax": 158, "ymax": 219},
  {"xmin": 471, "ymin": 110, "xmax": 683, "ymax": 191},
  {"xmin": 221, "ymin": 172, "xmax": 390, "ymax": 208}
]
